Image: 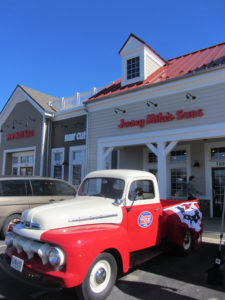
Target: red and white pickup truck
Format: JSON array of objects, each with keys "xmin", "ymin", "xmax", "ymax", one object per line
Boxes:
[{"xmin": 0, "ymin": 170, "xmax": 202, "ymax": 300}]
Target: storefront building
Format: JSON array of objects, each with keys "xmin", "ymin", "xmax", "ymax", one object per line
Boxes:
[
  {"xmin": 48, "ymin": 87, "xmax": 104, "ymax": 186},
  {"xmin": 0, "ymin": 85, "xmax": 98, "ymax": 187},
  {"xmin": 85, "ymin": 34, "xmax": 225, "ymax": 218},
  {"xmin": 51, "ymin": 114, "xmax": 87, "ymax": 187},
  {"xmin": 0, "ymin": 85, "xmax": 57, "ymax": 177}
]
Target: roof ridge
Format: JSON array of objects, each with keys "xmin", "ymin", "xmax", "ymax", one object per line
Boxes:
[
  {"xmin": 167, "ymin": 41, "xmax": 225, "ymax": 62},
  {"xmin": 119, "ymin": 33, "xmax": 167, "ymax": 64},
  {"xmin": 18, "ymin": 84, "xmax": 58, "ymax": 100}
]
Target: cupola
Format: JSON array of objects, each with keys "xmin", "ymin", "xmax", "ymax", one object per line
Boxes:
[{"xmin": 119, "ymin": 33, "xmax": 166, "ymax": 87}]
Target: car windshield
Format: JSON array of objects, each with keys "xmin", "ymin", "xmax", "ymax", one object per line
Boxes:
[{"xmin": 78, "ymin": 177, "xmax": 125, "ymax": 199}]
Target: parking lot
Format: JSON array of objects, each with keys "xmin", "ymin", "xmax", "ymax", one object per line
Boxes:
[{"xmin": 0, "ymin": 238, "xmax": 225, "ymax": 300}]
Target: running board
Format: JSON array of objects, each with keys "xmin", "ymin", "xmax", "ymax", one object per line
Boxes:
[{"xmin": 130, "ymin": 243, "xmax": 172, "ymax": 268}]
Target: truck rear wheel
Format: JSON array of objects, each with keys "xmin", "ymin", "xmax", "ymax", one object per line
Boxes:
[
  {"xmin": 76, "ymin": 252, "xmax": 117, "ymax": 300},
  {"xmin": 178, "ymin": 230, "xmax": 193, "ymax": 256}
]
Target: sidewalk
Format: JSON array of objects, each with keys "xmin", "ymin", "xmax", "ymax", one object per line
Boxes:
[{"xmin": 202, "ymin": 217, "xmax": 223, "ymax": 244}]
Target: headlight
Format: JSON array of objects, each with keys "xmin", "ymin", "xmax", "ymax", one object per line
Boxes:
[
  {"xmin": 5, "ymin": 232, "xmax": 14, "ymax": 247},
  {"xmin": 48, "ymin": 247, "xmax": 65, "ymax": 268}
]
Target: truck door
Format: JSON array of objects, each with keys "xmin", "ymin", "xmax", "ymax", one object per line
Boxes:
[{"xmin": 126, "ymin": 179, "xmax": 162, "ymax": 252}]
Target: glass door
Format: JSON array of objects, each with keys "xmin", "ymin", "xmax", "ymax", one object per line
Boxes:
[
  {"xmin": 69, "ymin": 147, "xmax": 85, "ymax": 188},
  {"xmin": 72, "ymin": 164, "xmax": 82, "ymax": 187},
  {"xmin": 212, "ymin": 168, "xmax": 225, "ymax": 217},
  {"xmin": 51, "ymin": 148, "xmax": 64, "ymax": 179},
  {"xmin": 20, "ymin": 167, "xmax": 33, "ymax": 176}
]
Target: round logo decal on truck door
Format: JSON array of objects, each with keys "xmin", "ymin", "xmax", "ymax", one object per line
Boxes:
[{"xmin": 138, "ymin": 211, "xmax": 153, "ymax": 228}]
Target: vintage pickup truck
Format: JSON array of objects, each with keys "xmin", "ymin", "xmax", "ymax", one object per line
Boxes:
[{"xmin": 0, "ymin": 169, "xmax": 202, "ymax": 300}]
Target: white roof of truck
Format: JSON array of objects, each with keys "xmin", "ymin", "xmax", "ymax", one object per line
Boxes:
[{"xmin": 85, "ymin": 169, "xmax": 156, "ymax": 182}]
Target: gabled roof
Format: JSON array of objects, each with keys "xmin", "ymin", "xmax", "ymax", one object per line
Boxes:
[
  {"xmin": 119, "ymin": 33, "xmax": 167, "ymax": 65},
  {"xmin": 86, "ymin": 41, "xmax": 225, "ymax": 103},
  {"xmin": 19, "ymin": 85, "xmax": 59, "ymax": 113}
]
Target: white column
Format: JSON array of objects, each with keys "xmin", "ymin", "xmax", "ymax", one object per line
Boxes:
[
  {"xmin": 97, "ymin": 145, "xmax": 114, "ymax": 170},
  {"xmin": 146, "ymin": 141, "xmax": 177, "ymax": 199},
  {"xmin": 157, "ymin": 141, "xmax": 167, "ymax": 199}
]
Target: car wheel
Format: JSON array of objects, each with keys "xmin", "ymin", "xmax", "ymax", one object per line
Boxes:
[
  {"xmin": 179, "ymin": 230, "xmax": 193, "ymax": 256},
  {"xmin": 1, "ymin": 214, "xmax": 21, "ymax": 238},
  {"xmin": 76, "ymin": 252, "xmax": 117, "ymax": 300}
]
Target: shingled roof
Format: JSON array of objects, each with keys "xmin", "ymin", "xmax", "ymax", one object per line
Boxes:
[
  {"xmin": 87, "ymin": 41, "xmax": 225, "ymax": 102},
  {"xmin": 19, "ymin": 85, "xmax": 59, "ymax": 113}
]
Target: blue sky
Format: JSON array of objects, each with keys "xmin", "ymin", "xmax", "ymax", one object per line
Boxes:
[{"xmin": 1, "ymin": 0, "xmax": 225, "ymax": 111}]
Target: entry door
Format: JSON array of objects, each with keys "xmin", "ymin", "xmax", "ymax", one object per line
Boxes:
[
  {"xmin": 212, "ymin": 168, "xmax": 225, "ymax": 217},
  {"xmin": 20, "ymin": 167, "xmax": 33, "ymax": 176},
  {"xmin": 72, "ymin": 164, "xmax": 83, "ymax": 187}
]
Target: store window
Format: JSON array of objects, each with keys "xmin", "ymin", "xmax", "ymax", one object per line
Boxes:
[
  {"xmin": 72, "ymin": 151, "xmax": 82, "ymax": 161},
  {"xmin": 11, "ymin": 151, "xmax": 34, "ymax": 176},
  {"xmin": 149, "ymin": 152, "xmax": 157, "ymax": 163},
  {"xmin": 171, "ymin": 168, "xmax": 187, "ymax": 197},
  {"xmin": 21, "ymin": 155, "xmax": 34, "ymax": 164},
  {"xmin": 12, "ymin": 167, "xmax": 18, "ymax": 176},
  {"xmin": 12, "ymin": 157, "xmax": 19, "ymax": 164},
  {"xmin": 169, "ymin": 146, "xmax": 189, "ymax": 198},
  {"xmin": 54, "ymin": 166, "xmax": 62, "ymax": 179},
  {"xmin": 170, "ymin": 150, "xmax": 187, "ymax": 162},
  {"xmin": 55, "ymin": 152, "xmax": 63, "ymax": 162},
  {"xmin": 149, "ymin": 169, "xmax": 158, "ymax": 178},
  {"xmin": 127, "ymin": 56, "xmax": 140, "ymax": 80},
  {"xmin": 211, "ymin": 147, "xmax": 225, "ymax": 160}
]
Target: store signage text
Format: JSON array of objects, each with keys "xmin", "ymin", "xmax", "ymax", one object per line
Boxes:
[
  {"xmin": 7, "ymin": 130, "xmax": 34, "ymax": 141},
  {"xmin": 118, "ymin": 109, "xmax": 204, "ymax": 129},
  {"xmin": 64, "ymin": 131, "xmax": 86, "ymax": 142}
]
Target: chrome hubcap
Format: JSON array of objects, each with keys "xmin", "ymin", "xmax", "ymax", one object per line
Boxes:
[
  {"xmin": 89, "ymin": 259, "xmax": 111, "ymax": 293},
  {"xmin": 95, "ymin": 267, "xmax": 106, "ymax": 284},
  {"xmin": 183, "ymin": 231, "xmax": 191, "ymax": 250}
]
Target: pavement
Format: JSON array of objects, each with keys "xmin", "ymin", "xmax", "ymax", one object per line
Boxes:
[{"xmin": 202, "ymin": 217, "xmax": 224, "ymax": 244}]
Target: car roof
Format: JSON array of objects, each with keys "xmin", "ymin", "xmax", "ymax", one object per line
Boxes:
[{"xmin": 0, "ymin": 176, "xmax": 72, "ymax": 182}]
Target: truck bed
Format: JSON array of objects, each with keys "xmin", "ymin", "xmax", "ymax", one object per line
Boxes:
[{"xmin": 160, "ymin": 198, "xmax": 198, "ymax": 210}]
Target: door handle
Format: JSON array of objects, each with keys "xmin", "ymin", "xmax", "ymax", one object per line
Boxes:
[{"xmin": 154, "ymin": 208, "xmax": 161, "ymax": 212}]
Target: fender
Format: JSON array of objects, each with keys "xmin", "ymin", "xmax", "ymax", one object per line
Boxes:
[
  {"xmin": 41, "ymin": 222, "xmax": 130, "ymax": 288},
  {"xmin": 164, "ymin": 202, "xmax": 202, "ymax": 247}
]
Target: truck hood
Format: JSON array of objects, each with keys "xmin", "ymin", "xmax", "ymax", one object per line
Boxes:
[{"xmin": 20, "ymin": 196, "xmax": 123, "ymax": 231}]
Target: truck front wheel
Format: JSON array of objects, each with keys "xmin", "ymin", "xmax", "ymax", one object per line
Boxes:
[
  {"xmin": 76, "ymin": 252, "xmax": 117, "ymax": 300},
  {"xmin": 1, "ymin": 214, "xmax": 21, "ymax": 238}
]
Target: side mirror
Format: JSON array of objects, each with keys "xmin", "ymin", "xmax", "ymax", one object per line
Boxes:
[{"xmin": 135, "ymin": 187, "xmax": 143, "ymax": 197}]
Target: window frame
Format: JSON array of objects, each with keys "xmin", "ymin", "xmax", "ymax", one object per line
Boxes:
[
  {"xmin": 167, "ymin": 145, "xmax": 190, "ymax": 198},
  {"xmin": 127, "ymin": 56, "xmax": 140, "ymax": 80}
]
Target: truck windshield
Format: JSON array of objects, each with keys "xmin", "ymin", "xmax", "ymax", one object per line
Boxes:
[{"xmin": 78, "ymin": 177, "xmax": 125, "ymax": 199}]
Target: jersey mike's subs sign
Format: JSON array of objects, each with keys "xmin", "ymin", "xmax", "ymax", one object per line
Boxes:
[{"xmin": 118, "ymin": 109, "xmax": 203, "ymax": 129}]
